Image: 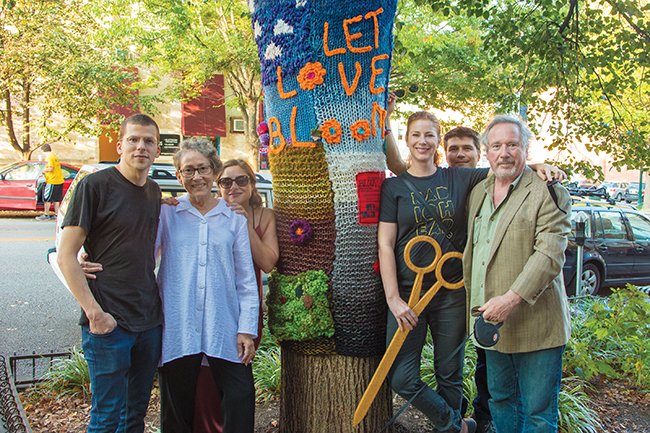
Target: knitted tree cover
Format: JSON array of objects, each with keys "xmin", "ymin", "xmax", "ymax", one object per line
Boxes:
[{"xmin": 251, "ymin": 0, "xmax": 398, "ymax": 357}]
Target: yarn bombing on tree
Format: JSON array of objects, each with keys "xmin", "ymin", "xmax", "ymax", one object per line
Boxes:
[{"xmin": 251, "ymin": 0, "xmax": 398, "ymax": 357}]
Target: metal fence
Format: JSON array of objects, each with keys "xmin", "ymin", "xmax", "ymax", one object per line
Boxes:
[
  {"xmin": 0, "ymin": 355, "xmax": 31, "ymax": 433},
  {"xmin": 9, "ymin": 352, "xmax": 71, "ymax": 391}
]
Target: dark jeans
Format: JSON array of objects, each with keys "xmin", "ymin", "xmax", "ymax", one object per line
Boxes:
[
  {"xmin": 472, "ymin": 347, "xmax": 493, "ymax": 421},
  {"xmin": 81, "ymin": 324, "xmax": 162, "ymax": 433},
  {"xmin": 160, "ymin": 354, "xmax": 255, "ymax": 433},
  {"xmin": 486, "ymin": 346, "xmax": 565, "ymax": 433},
  {"xmin": 387, "ymin": 287, "xmax": 466, "ymax": 433}
]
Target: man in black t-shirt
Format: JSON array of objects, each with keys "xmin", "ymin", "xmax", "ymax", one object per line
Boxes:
[{"xmin": 58, "ymin": 114, "xmax": 163, "ymax": 433}]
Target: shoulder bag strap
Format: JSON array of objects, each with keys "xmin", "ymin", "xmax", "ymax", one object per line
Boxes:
[{"xmin": 399, "ymin": 175, "xmax": 462, "ymax": 252}]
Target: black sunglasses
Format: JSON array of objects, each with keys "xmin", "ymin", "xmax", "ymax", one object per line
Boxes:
[
  {"xmin": 218, "ymin": 175, "xmax": 250, "ymax": 189},
  {"xmin": 394, "ymin": 84, "xmax": 419, "ymax": 98}
]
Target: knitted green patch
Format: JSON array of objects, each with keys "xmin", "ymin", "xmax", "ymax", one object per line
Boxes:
[{"xmin": 267, "ymin": 269, "xmax": 335, "ymax": 342}]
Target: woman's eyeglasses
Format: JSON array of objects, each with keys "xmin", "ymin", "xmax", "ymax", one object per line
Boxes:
[
  {"xmin": 180, "ymin": 166, "xmax": 212, "ymax": 178},
  {"xmin": 394, "ymin": 84, "xmax": 419, "ymax": 98},
  {"xmin": 218, "ymin": 175, "xmax": 250, "ymax": 189}
]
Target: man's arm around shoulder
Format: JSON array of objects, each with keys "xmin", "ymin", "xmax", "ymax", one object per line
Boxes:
[{"xmin": 57, "ymin": 226, "xmax": 116, "ymax": 334}]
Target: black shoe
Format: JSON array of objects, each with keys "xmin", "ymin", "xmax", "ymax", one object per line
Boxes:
[
  {"xmin": 463, "ymin": 419, "xmax": 477, "ymax": 433},
  {"xmin": 476, "ymin": 419, "xmax": 496, "ymax": 433}
]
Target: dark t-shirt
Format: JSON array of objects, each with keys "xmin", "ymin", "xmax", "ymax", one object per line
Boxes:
[
  {"xmin": 379, "ymin": 167, "xmax": 489, "ymax": 289},
  {"xmin": 62, "ymin": 167, "xmax": 163, "ymax": 332}
]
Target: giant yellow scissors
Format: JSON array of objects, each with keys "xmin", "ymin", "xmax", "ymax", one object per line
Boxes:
[{"xmin": 353, "ymin": 235, "xmax": 464, "ymax": 426}]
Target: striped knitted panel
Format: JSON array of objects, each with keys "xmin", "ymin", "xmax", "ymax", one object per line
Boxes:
[{"xmin": 326, "ymin": 152, "xmax": 387, "ymax": 357}]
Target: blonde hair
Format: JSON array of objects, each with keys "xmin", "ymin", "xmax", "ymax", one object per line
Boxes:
[{"xmin": 405, "ymin": 111, "xmax": 441, "ymax": 140}]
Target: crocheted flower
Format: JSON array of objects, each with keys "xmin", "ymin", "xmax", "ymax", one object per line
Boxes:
[
  {"xmin": 290, "ymin": 219, "xmax": 312, "ymax": 243},
  {"xmin": 321, "ymin": 119, "xmax": 342, "ymax": 144},
  {"xmin": 257, "ymin": 122, "xmax": 269, "ymax": 135},
  {"xmin": 373, "ymin": 260, "xmax": 380, "ymax": 274},
  {"xmin": 297, "ymin": 62, "xmax": 326, "ymax": 90},
  {"xmin": 350, "ymin": 120, "xmax": 371, "ymax": 141}
]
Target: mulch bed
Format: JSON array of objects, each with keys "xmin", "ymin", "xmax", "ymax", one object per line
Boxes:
[{"xmin": 20, "ymin": 379, "xmax": 650, "ymax": 432}]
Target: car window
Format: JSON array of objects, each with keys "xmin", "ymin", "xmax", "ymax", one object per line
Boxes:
[
  {"xmin": 596, "ymin": 211, "xmax": 628, "ymax": 240},
  {"xmin": 626, "ymin": 213, "xmax": 650, "ymax": 242},
  {"xmin": 61, "ymin": 166, "xmax": 78, "ymax": 180},
  {"xmin": 4, "ymin": 163, "xmax": 42, "ymax": 180},
  {"xmin": 593, "ymin": 212, "xmax": 604, "ymax": 239}
]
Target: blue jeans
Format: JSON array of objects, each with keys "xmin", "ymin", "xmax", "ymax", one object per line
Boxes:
[
  {"xmin": 485, "ymin": 346, "xmax": 564, "ymax": 433},
  {"xmin": 387, "ymin": 287, "xmax": 466, "ymax": 433},
  {"xmin": 82, "ymin": 324, "xmax": 162, "ymax": 433}
]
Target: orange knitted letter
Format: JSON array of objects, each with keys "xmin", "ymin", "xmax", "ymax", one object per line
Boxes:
[
  {"xmin": 268, "ymin": 117, "xmax": 286, "ymax": 154},
  {"xmin": 370, "ymin": 54, "xmax": 389, "ymax": 94},
  {"xmin": 338, "ymin": 61, "xmax": 362, "ymax": 96},
  {"xmin": 364, "ymin": 8, "xmax": 384, "ymax": 49},
  {"xmin": 343, "ymin": 15, "xmax": 372, "ymax": 54},
  {"xmin": 291, "ymin": 107, "xmax": 315, "ymax": 148},
  {"xmin": 277, "ymin": 66, "xmax": 297, "ymax": 99},
  {"xmin": 323, "ymin": 22, "xmax": 346, "ymax": 57}
]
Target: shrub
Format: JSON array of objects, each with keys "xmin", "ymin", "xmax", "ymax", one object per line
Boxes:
[
  {"xmin": 38, "ymin": 345, "xmax": 90, "ymax": 400},
  {"xmin": 558, "ymin": 377, "xmax": 603, "ymax": 433},
  {"xmin": 564, "ymin": 285, "xmax": 650, "ymax": 389}
]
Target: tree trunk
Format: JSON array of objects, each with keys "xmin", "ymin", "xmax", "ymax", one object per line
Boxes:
[
  {"xmin": 280, "ymin": 346, "xmax": 392, "ymax": 433},
  {"xmin": 22, "ymin": 81, "xmax": 30, "ymax": 157}
]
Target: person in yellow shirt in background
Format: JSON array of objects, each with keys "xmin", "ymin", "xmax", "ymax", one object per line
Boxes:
[{"xmin": 36, "ymin": 143, "xmax": 64, "ymax": 221}]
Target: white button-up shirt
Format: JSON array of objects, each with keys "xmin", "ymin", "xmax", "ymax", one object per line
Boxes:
[{"xmin": 156, "ymin": 195, "xmax": 259, "ymax": 364}]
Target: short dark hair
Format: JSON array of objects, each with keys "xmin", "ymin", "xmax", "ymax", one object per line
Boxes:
[
  {"xmin": 41, "ymin": 143, "xmax": 52, "ymax": 152},
  {"xmin": 119, "ymin": 114, "xmax": 160, "ymax": 142},
  {"xmin": 443, "ymin": 127, "xmax": 480, "ymax": 151}
]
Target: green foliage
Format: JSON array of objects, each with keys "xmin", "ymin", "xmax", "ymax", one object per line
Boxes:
[
  {"xmin": 557, "ymin": 377, "xmax": 603, "ymax": 433},
  {"xmin": 564, "ymin": 285, "xmax": 650, "ymax": 389},
  {"xmin": 253, "ymin": 345, "xmax": 281, "ymax": 405},
  {"xmin": 0, "ymin": 0, "xmax": 158, "ymax": 159},
  {"xmin": 38, "ymin": 346, "xmax": 91, "ymax": 400},
  {"xmin": 420, "ymin": 0, "xmax": 650, "ymax": 175}
]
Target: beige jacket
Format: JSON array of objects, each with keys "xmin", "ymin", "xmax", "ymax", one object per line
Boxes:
[{"xmin": 463, "ymin": 167, "xmax": 572, "ymax": 353}]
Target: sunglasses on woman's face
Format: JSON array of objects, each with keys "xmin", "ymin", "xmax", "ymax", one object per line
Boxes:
[
  {"xmin": 394, "ymin": 84, "xmax": 419, "ymax": 98},
  {"xmin": 218, "ymin": 175, "xmax": 250, "ymax": 189}
]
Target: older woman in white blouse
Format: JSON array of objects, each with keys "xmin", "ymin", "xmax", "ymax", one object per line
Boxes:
[{"xmin": 157, "ymin": 137, "xmax": 258, "ymax": 433}]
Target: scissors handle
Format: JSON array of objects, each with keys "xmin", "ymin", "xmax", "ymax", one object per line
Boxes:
[{"xmin": 404, "ymin": 236, "xmax": 441, "ymax": 307}]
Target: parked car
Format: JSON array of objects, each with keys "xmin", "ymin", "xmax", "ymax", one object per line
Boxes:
[
  {"xmin": 624, "ymin": 182, "xmax": 645, "ymax": 203},
  {"xmin": 563, "ymin": 199, "xmax": 650, "ymax": 296},
  {"xmin": 600, "ymin": 181, "xmax": 628, "ymax": 202},
  {"xmin": 0, "ymin": 160, "xmax": 79, "ymax": 210},
  {"xmin": 47, "ymin": 162, "xmax": 273, "ymax": 290}
]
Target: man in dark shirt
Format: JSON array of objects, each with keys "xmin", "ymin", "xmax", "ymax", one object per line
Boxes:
[{"xmin": 58, "ymin": 114, "xmax": 163, "ymax": 433}]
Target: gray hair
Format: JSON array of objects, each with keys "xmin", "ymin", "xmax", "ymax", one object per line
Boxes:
[
  {"xmin": 173, "ymin": 137, "xmax": 222, "ymax": 173},
  {"xmin": 481, "ymin": 114, "xmax": 533, "ymax": 151}
]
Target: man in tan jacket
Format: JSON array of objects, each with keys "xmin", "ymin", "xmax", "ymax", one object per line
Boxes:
[{"xmin": 462, "ymin": 115, "xmax": 571, "ymax": 433}]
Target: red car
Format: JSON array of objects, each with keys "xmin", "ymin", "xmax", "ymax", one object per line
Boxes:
[{"xmin": 0, "ymin": 161, "xmax": 79, "ymax": 210}]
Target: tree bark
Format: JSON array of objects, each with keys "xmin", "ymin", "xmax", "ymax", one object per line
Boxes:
[{"xmin": 280, "ymin": 346, "xmax": 393, "ymax": 433}]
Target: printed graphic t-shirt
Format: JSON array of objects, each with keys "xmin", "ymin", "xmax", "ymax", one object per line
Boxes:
[{"xmin": 379, "ymin": 167, "xmax": 489, "ymax": 289}]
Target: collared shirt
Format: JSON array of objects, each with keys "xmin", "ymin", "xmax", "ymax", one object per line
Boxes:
[
  {"xmin": 156, "ymin": 195, "xmax": 259, "ymax": 364},
  {"xmin": 470, "ymin": 173, "xmax": 523, "ymax": 348}
]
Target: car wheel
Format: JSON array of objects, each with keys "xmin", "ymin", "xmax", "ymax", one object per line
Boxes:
[
  {"xmin": 615, "ymin": 193, "xmax": 623, "ymax": 201},
  {"xmin": 579, "ymin": 263, "xmax": 601, "ymax": 296}
]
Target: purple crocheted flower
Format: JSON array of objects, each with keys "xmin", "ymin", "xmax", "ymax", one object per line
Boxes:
[{"xmin": 290, "ymin": 219, "xmax": 312, "ymax": 243}]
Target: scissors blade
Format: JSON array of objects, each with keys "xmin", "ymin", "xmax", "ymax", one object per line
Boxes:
[
  {"xmin": 353, "ymin": 283, "xmax": 445, "ymax": 426},
  {"xmin": 352, "ymin": 325, "xmax": 410, "ymax": 426}
]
